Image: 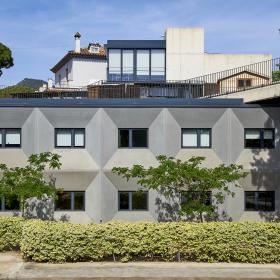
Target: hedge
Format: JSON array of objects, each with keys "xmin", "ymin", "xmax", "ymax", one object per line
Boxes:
[
  {"xmin": 21, "ymin": 220, "xmax": 280, "ymax": 263},
  {"xmin": 0, "ymin": 217, "xmax": 25, "ymax": 251}
]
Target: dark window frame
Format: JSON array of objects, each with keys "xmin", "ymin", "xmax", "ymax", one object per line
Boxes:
[
  {"xmin": 55, "ymin": 191, "xmax": 85, "ymax": 211},
  {"xmin": 0, "ymin": 128, "xmax": 21, "ymax": 148},
  {"xmin": 58, "ymin": 74, "xmax": 61, "ymax": 86},
  {"xmin": 237, "ymin": 78, "xmax": 252, "ymax": 89},
  {"xmin": 66, "ymin": 68, "xmax": 69, "ymax": 83},
  {"xmin": 244, "ymin": 128, "xmax": 275, "ymax": 149},
  {"xmin": 118, "ymin": 128, "xmax": 148, "ymax": 148},
  {"xmin": 244, "ymin": 191, "xmax": 275, "ymax": 212},
  {"xmin": 55, "ymin": 128, "xmax": 85, "ymax": 149},
  {"xmin": 181, "ymin": 128, "xmax": 211, "ymax": 148},
  {"xmin": 0, "ymin": 196, "xmax": 20, "ymax": 212},
  {"xmin": 118, "ymin": 191, "xmax": 149, "ymax": 211},
  {"xmin": 107, "ymin": 48, "xmax": 166, "ymax": 82}
]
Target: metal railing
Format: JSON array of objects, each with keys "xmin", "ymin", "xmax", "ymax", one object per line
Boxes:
[
  {"xmin": 184, "ymin": 57, "xmax": 280, "ymax": 98},
  {"xmin": 0, "ymin": 58, "xmax": 279, "ymax": 99},
  {"xmin": 88, "ymin": 58, "xmax": 280, "ymax": 99},
  {"xmin": 87, "ymin": 80, "xmax": 201, "ymax": 99},
  {"xmin": 0, "ymin": 91, "xmax": 89, "ymax": 99},
  {"xmin": 52, "ymin": 81, "xmax": 87, "ymax": 91}
]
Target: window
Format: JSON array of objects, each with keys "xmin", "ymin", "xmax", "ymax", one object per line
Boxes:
[
  {"xmin": 90, "ymin": 46, "xmax": 100, "ymax": 54},
  {"xmin": 136, "ymin": 50, "xmax": 150, "ymax": 80},
  {"xmin": 0, "ymin": 196, "xmax": 20, "ymax": 211},
  {"xmin": 66, "ymin": 68, "xmax": 69, "ymax": 83},
  {"xmin": 107, "ymin": 48, "xmax": 165, "ymax": 82},
  {"xmin": 151, "ymin": 49, "xmax": 165, "ymax": 80},
  {"xmin": 55, "ymin": 191, "xmax": 85, "ymax": 211},
  {"xmin": 182, "ymin": 129, "xmax": 211, "ymax": 148},
  {"xmin": 245, "ymin": 128, "xmax": 274, "ymax": 149},
  {"xmin": 122, "ymin": 50, "xmax": 134, "ymax": 81},
  {"xmin": 108, "ymin": 49, "xmax": 121, "ymax": 80},
  {"xmin": 118, "ymin": 191, "xmax": 148, "ymax": 211},
  {"xmin": 0, "ymin": 129, "xmax": 21, "ymax": 148},
  {"xmin": 245, "ymin": 191, "xmax": 275, "ymax": 211},
  {"xmin": 181, "ymin": 191, "xmax": 212, "ymax": 206},
  {"xmin": 119, "ymin": 129, "xmax": 148, "ymax": 148},
  {"xmin": 55, "ymin": 129, "xmax": 85, "ymax": 148},
  {"xmin": 58, "ymin": 74, "xmax": 61, "ymax": 86},
  {"xmin": 237, "ymin": 79, "xmax": 252, "ymax": 88}
]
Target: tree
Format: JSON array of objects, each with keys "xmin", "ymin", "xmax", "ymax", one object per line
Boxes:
[
  {"xmin": 0, "ymin": 86, "xmax": 34, "ymax": 98},
  {"xmin": 0, "ymin": 43, "xmax": 14, "ymax": 77},
  {"xmin": 112, "ymin": 155, "xmax": 248, "ymax": 222},
  {"xmin": 272, "ymin": 63, "xmax": 280, "ymax": 82},
  {"xmin": 0, "ymin": 152, "xmax": 62, "ymax": 217}
]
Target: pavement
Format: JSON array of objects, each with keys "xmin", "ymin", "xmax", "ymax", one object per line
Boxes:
[{"xmin": 1, "ymin": 253, "xmax": 280, "ymax": 279}]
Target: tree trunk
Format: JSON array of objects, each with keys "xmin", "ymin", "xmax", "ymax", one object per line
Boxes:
[
  {"xmin": 199, "ymin": 212, "xmax": 203, "ymax": 223},
  {"xmin": 21, "ymin": 199, "xmax": 25, "ymax": 218}
]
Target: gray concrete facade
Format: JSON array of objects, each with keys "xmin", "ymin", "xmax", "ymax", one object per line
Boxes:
[{"xmin": 0, "ymin": 100, "xmax": 279, "ymax": 223}]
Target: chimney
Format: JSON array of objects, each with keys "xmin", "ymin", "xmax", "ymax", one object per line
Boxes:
[{"xmin": 74, "ymin": 32, "xmax": 81, "ymax": 53}]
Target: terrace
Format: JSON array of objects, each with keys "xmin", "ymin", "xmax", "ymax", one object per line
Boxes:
[{"xmin": 1, "ymin": 58, "xmax": 279, "ymax": 100}]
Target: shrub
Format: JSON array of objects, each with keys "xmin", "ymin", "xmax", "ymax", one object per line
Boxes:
[
  {"xmin": 0, "ymin": 217, "xmax": 25, "ymax": 251},
  {"xmin": 21, "ymin": 220, "xmax": 280, "ymax": 263}
]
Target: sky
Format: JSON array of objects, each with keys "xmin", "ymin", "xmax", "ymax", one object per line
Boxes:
[{"xmin": 0, "ymin": 0, "xmax": 279, "ymax": 85}]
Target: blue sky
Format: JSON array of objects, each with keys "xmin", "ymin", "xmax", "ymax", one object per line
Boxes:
[{"xmin": 0, "ymin": 0, "xmax": 279, "ymax": 85}]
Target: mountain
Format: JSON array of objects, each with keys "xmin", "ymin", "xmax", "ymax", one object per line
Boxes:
[{"xmin": 16, "ymin": 78, "xmax": 47, "ymax": 90}]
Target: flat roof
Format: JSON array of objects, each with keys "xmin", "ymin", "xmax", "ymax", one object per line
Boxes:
[
  {"xmin": 0, "ymin": 98, "xmax": 272, "ymax": 108},
  {"xmin": 105, "ymin": 40, "xmax": 166, "ymax": 49}
]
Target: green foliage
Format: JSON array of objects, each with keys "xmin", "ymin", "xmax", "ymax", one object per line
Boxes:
[
  {"xmin": 113, "ymin": 156, "xmax": 247, "ymax": 221},
  {"xmin": 20, "ymin": 219, "xmax": 280, "ymax": 263},
  {"xmin": 0, "ymin": 43, "xmax": 13, "ymax": 77},
  {"xmin": 273, "ymin": 71, "xmax": 280, "ymax": 82},
  {"xmin": 273, "ymin": 63, "xmax": 280, "ymax": 82},
  {"xmin": 0, "ymin": 152, "xmax": 62, "ymax": 215},
  {"xmin": 0, "ymin": 217, "xmax": 25, "ymax": 251},
  {"xmin": 0, "ymin": 86, "xmax": 35, "ymax": 98}
]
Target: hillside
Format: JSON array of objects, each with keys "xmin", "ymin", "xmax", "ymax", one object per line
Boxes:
[
  {"xmin": 16, "ymin": 78, "xmax": 47, "ymax": 90},
  {"xmin": 0, "ymin": 85, "xmax": 35, "ymax": 97}
]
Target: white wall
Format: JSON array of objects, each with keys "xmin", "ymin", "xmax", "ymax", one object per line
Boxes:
[
  {"xmin": 54, "ymin": 58, "xmax": 107, "ymax": 88},
  {"xmin": 165, "ymin": 27, "xmax": 272, "ymax": 80},
  {"xmin": 72, "ymin": 58, "xmax": 107, "ymax": 87},
  {"xmin": 54, "ymin": 60, "xmax": 73, "ymax": 87}
]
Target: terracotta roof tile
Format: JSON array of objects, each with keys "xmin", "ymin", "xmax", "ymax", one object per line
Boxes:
[{"xmin": 50, "ymin": 45, "xmax": 106, "ymax": 73}]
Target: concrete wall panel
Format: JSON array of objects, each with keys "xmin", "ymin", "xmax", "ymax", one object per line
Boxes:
[
  {"xmin": 169, "ymin": 108, "xmax": 227, "ymax": 128},
  {"xmin": 104, "ymin": 108, "xmax": 161, "ymax": 128},
  {"xmin": 40, "ymin": 108, "xmax": 97, "ymax": 128}
]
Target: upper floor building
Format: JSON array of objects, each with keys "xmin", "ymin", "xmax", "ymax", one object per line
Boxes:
[
  {"xmin": 105, "ymin": 28, "xmax": 271, "ymax": 82},
  {"xmin": 50, "ymin": 32, "xmax": 107, "ymax": 88},
  {"xmin": 49, "ymin": 28, "xmax": 272, "ymax": 89}
]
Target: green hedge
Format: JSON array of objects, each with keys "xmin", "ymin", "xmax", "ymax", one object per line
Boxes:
[
  {"xmin": 0, "ymin": 217, "xmax": 25, "ymax": 251},
  {"xmin": 21, "ymin": 220, "xmax": 280, "ymax": 263}
]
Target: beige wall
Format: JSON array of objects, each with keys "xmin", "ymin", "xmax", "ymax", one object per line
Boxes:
[
  {"xmin": 218, "ymin": 73, "xmax": 269, "ymax": 94},
  {"xmin": 165, "ymin": 28, "xmax": 272, "ymax": 80}
]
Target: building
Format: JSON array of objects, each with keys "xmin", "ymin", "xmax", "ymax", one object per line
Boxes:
[
  {"xmin": 50, "ymin": 32, "xmax": 107, "ymax": 88},
  {"xmin": 217, "ymin": 70, "xmax": 270, "ymax": 95},
  {"xmin": 0, "ymin": 27, "xmax": 279, "ymax": 223},
  {"xmin": 105, "ymin": 28, "xmax": 271, "ymax": 82},
  {"xmin": 49, "ymin": 28, "xmax": 271, "ymax": 91},
  {"xmin": 0, "ymin": 98, "xmax": 279, "ymax": 223}
]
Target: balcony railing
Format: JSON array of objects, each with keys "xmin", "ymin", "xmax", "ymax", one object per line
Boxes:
[
  {"xmin": 90, "ymin": 58, "xmax": 280, "ymax": 99},
  {"xmin": 0, "ymin": 58, "xmax": 279, "ymax": 99},
  {"xmin": 107, "ymin": 67, "xmax": 165, "ymax": 82}
]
